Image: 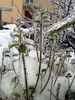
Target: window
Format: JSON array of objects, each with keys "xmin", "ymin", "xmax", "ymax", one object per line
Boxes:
[
  {"xmin": 26, "ymin": 0, "xmax": 33, "ymax": 3},
  {"xmin": 25, "ymin": 11, "xmax": 32, "ymax": 19},
  {"xmin": 25, "ymin": 11, "xmax": 28, "ymax": 17},
  {"xmin": 30, "ymin": 0, "xmax": 33, "ymax": 3}
]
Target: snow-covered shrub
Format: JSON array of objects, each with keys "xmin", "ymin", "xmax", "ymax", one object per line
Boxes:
[{"xmin": 0, "ymin": 11, "xmax": 75, "ymax": 100}]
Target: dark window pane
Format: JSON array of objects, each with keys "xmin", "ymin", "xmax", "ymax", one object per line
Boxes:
[
  {"xmin": 30, "ymin": 0, "xmax": 33, "ymax": 3},
  {"xmin": 30, "ymin": 14, "xmax": 32, "ymax": 19},
  {"xmin": 26, "ymin": 0, "xmax": 29, "ymax": 3},
  {"xmin": 25, "ymin": 11, "xmax": 28, "ymax": 17}
]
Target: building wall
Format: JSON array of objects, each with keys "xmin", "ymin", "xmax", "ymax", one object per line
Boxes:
[
  {"xmin": 0, "ymin": 0, "xmax": 23, "ymax": 23},
  {"xmin": 0, "ymin": 0, "xmax": 57, "ymax": 24}
]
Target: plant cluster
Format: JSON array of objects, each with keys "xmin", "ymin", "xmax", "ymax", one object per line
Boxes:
[{"xmin": 0, "ymin": 2, "xmax": 75, "ymax": 100}]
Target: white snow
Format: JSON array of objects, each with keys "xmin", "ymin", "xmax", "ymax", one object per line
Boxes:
[{"xmin": 0, "ymin": 42, "xmax": 9, "ymax": 66}]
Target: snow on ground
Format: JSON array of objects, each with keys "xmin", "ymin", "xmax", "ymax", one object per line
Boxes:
[
  {"xmin": 0, "ymin": 42, "xmax": 9, "ymax": 66},
  {"xmin": 3, "ymin": 24, "xmax": 16, "ymax": 30},
  {"xmin": 29, "ymin": 50, "xmax": 45, "ymax": 60},
  {"xmin": 0, "ymin": 55, "xmax": 48, "ymax": 99},
  {"xmin": 0, "ymin": 24, "xmax": 34, "ymax": 66},
  {"xmin": 0, "ymin": 24, "xmax": 16, "ymax": 66},
  {"xmin": 0, "ymin": 24, "xmax": 75, "ymax": 100}
]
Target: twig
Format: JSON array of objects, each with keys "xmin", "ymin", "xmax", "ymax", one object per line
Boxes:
[
  {"xmin": 35, "ymin": 40, "xmax": 39, "ymax": 62},
  {"xmin": 40, "ymin": 38, "xmax": 57, "ymax": 93},
  {"xmin": 36, "ymin": 0, "xmax": 45, "ymax": 9},
  {"xmin": 41, "ymin": 72, "xmax": 43, "ymax": 90},
  {"xmin": 13, "ymin": 81, "xmax": 19, "ymax": 90},
  {"xmin": 29, "ymin": 15, "xmax": 43, "ymax": 99},
  {"xmin": 6, "ymin": 13, "xmax": 16, "ymax": 21},
  {"xmin": 56, "ymin": 83, "xmax": 61, "ymax": 100},
  {"xmin": 12, "ymin": 61, "xmax": 23, "ymax": 90},
  {"xmin": 43, "ymin": 42, "xmax": 51, "ymax": 77},
  {"xmin": 0, "ymin": 89, "xmax": 4, "ymax": 95},
  {"xmin": 55, "ymin": 59, "xmax": 60, "ymax": 76},
  {"xmin": 53, "ymin": 55, "xmax": 66, "ymax": 86},
  {"xmin": 1, "ymin": 52, "xmax": 4, "ymax": 78},
  {"xmin": 67, "ymin": 75, "xmax": 75, "ymax": 93},
  {"xmin": 50, "ymin": 76, "xmax": 53, "ymax": 100},
  {"xmin": 22, "ymin": 54, "xmax": 29, "ymax": 100},
  {"xmin": 48, "ymin": 89, "xmax": 60, "ymax": 100}
]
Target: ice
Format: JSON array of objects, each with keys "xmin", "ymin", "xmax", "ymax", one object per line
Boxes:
[
  {"xmin": 20, "ymin": 27, "xmax": 34, "ymax": 33},
  {"xmin": 29, "ymin": 50, "xmax": 45, "ymax": 60},
  {"xmin": 0, "ymin": 23, "xmax": 75, "ymax": 100},
  {"xmin": 1, "ymin": 71, "xmax": 16, "ymax": 97},
  {"xmin": 47, "ymin": 11, "xmax": 75, "ymax": 33},
  {"xmin": 3, "ymin": 24, "xmax": 16, "ymax": 31},
  {"xmin": 0, "ymin": 30, "xmax": 12, "ymax": 43},
  {"xmin": 0, "ymin": 42, "xmax": 9, "ymax": 66},
  {"xmin": 0, "ymin": 56, "xmax": 47, "ymax": 99},
  {"xmin": 34, "ymin": 94, "xmax": 48, "ymax": 100},
  {"xmin": 0, "ymin": 37, "xmax": 7, "ymax": 46}
]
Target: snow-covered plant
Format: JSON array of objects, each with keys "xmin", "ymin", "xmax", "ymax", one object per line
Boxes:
[
  {"xmin": 9, "ymin": 18, "xmax": 34, "ymax": 100},
  {"xmin": 1, "ymin": 2, "xmax": 75, "ymax": 100}
]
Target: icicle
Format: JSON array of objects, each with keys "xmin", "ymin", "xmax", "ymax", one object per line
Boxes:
[{"xmin": 47, "ymin": 11, "xmax": 75, "ymax": 33}]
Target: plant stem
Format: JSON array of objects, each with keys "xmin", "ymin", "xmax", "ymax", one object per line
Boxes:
[
  {"xmin": 22, "ymin": 54, "xmax": 28, "ymax": 100},
  {"xmin": 12, "ymin": 61, "xmax": 23, "ymax": 90},
  {"xmin": 68, "ymin": 77, "xmax": 69, "ymax": 90},
  {"xmin": 56, "ymin": 83, "xmax": 61, "ymax": 100},
  {"xmin": 50, "ymin": 76, "xmax": 53, "ymax": 100},
  {"xmin": 40, "ymin": 38, "xmax": 57, "ymax": 93},
  {"xmin": 43, "ymin": 44, "xmax": 51, "ymax": 77},
  {"xmin": 29, "ymin": 18, "xmax": 42, "ymax": 99},
  {"xmin": 0, "ymin": 89, "xmax": 4, "ymax": 95},
  {"xmin": 48, "ymin": 89, "xmax": 60, "ymax": 100},
  {"xmin": 67, "ymin": 75, "xmax": 75, "ymax": 93},
  {"xmin": 1, "ymin": 52, "xmax": 4, "ymax": 78},
  {"xmin": 55, "ymin": 59, "xmax": 60, "ymax": 76},
  {"xmin": 41, "ymin": 71, "xmax": 43, "ymax": 90},
  {"xmin": 53, "ymin": 55, "xmax": 66, "ymax": 86},
  {"xmin": 35, "ymin": 40, "xmax": 39, "ymax": 62}
]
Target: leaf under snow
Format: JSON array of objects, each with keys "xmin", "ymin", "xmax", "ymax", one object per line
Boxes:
[
  {"xmin": 18, "ymin": 44, "xmax": 26, "ymax": 53},
  {"xmin": 43, "ymin": 20, "xmax": 50, "ymax": 23},
  {"xmin": 13, "ymin": 54, "xmax": 18, "ymax": 56},
  {"xmin": 12, "ymin": 34, "xmax": 19, "ymax": 38},
  {"xmin": 23, "ymin": 33, "xmax": 28, "ymax": 37},
  {"xmin": 10, "ymin": 44, "xmax": 19, "ymax": 49},
  {"xmin": 54, "ymin": 35, "xmax": 57, "ymax": 39},
  {"xmin": 43, "ymin": 16, "xmax": 49, "ymax": 20},
  {"xmin": 29, "ymin": 86, "xmax": 35, "ymax": 89},
  {"xmin": 24, "ymin": 43, "xmax": 34, "ymax": 46},
  {"xmin": 14, "ymin": 93, "xmax": 20, "ymax": 98},
  {"xmin": 7, "ymin": 69, "xmax": 14, "ymax": 72},
  {"xmin": 5, "ymin": 54, "xmax": 10, "ymax": 57},
  {"xmin": 35, "ymin": 20, "xmax": 40, "ymax": 24}
]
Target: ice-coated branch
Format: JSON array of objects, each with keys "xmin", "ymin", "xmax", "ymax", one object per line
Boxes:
[
  {"xmin": 56, "ymin": 83, "xmax": 61, "ymax": 100},
  {"xmin": 40, "ymin": 37, "xmax": 57, "ymax": 93},
  {"xmin": 53, "ymin": 54, "xmax": 66, "ymax": 86},
  {"xmin": 50, "ymin": 76, "xmax": 53, "ymax": 100},
  {"xmin": 29, "ymin": 14, "xmax": 43, "ymax": 99},
  {"xmin": 47, "ymin": 12, "xmax": 75, "ymax": 34},
  {"xmin": 67, "ymin": 75, "xmax": 75, "ymax": 93},
  {"xmin": 22, "ymin": 54, "xmax": 29, "ymax": 100},
  {"xmin": 1, "ymin": 52, "xmax": 4, "ymax": 78}
]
